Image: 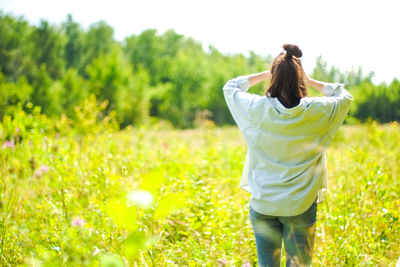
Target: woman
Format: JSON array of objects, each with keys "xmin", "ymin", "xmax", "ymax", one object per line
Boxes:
[{"xmin": 223, "ymin": 44, "xmax": 353, "ymax": 266}]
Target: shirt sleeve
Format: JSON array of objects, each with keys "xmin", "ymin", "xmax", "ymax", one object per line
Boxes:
[
  {"xmin": 322, "ymin": 83, "xmax": 353, "ymax": 138},
  {"xmin": 222, "ymin": 76, "xmax": 264, "ymax": 131}
]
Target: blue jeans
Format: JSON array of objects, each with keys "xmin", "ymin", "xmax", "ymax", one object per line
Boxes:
[{"xmin": 249, "ymin": 201, "xmax": 317, "ymax": 267}]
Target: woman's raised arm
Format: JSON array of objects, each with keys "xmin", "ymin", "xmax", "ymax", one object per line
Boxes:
[
  {"xmin": 248, "ymin": 70, "xmax": 272, "ymax": 87},
  {"xmin": 304, "ymin": 73, "xmax": 325, "ymax": 92}
]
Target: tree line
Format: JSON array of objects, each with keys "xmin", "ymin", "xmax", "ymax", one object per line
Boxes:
[{"xmin": 1, "ymin": 11, "xmax": 399, "ymax": 129}]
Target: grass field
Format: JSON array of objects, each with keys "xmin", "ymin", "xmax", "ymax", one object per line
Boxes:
[{"xmin": 1, "ymin": 121, "xmax": 399, "ymax": 266}]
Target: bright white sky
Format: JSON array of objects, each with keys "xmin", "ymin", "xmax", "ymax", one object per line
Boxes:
[{"xmin": 1, "ymin": 0, "xmax": 399, "ymax": 84}]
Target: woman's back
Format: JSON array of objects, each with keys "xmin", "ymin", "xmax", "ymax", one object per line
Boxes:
[{"xmin": 223, "ymin": 75, "xmax": 352, "ymax": 216}]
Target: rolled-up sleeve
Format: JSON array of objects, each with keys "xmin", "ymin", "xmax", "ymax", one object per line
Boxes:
[
  {"xmin": 322, "ymin": 83, "xmax": 354, "ymax": 138},
  {"xmin": 223, "ymin": 76, "xmax": 263, "ymax": 131}
]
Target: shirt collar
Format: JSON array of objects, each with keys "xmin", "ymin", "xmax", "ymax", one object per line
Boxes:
[{"xmin": 266, "ymin": 93, "xmax": 306, "ymax": 116}]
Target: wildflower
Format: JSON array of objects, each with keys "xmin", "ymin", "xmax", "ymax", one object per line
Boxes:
[
  {"xmin": 40, "ymin": 165, "xmax": 50, "ymax": 173},
  {"xmin": 1, "ymin": 140, "xmax": 15, "ymax": 149},
  {"xmin": 34, "ymin": 165, "xmax": 50, "ymax": 178},
  {"xmin": 241, "ymin": 262, "xmax": 251, "ymax": 267},
  {"xmin": 71, "ymin": 217, "xmax": 85, "ymax": 227}
]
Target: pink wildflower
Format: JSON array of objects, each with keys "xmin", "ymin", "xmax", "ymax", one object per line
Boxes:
[
  {"xmin": 1, "ymin": 140, "xmax": 15, "ymax": 149},
  {"xmin": 241, "ymin": 262, "xmax": 251, "ymax": 267},
  {"xmin": 40, "ymin": 165, "xmax": 50, "ymax": 173},
  {"xmin": 71, "ymin": 217, "xmax": 85, "ymax": 227},
  {"xmin": 34, "ymin": 165, "xmax": 50, "ymax": 178}
]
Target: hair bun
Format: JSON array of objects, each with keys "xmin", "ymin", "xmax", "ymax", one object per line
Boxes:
[{"xmin": 283, "ymin": 44, "xmax": 302, "ymax": 58}]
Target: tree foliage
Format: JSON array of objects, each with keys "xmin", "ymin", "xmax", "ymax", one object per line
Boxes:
[{"xmin": 0, "ymin": 11, "xmax": 399, "ymax": 127}]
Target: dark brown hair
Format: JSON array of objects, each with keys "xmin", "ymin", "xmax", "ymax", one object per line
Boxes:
[{"xmin": 266, "ymin": 44, "xmax": 307, "ymax": 108}]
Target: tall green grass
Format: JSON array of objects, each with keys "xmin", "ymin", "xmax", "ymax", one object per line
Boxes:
[{"xmin": 1, "ymin": 117, "xmax": 399, "ymax": 266}]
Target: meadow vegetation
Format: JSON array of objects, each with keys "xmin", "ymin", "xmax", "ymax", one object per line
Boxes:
[{"xmin": 0, "ymin": 107, "xmax": 399, "ymax": 266}]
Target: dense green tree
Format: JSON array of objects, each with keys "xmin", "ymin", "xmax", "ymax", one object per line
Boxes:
[
  {"xmin": 0, "ymin": 12, "xmax": 36, "ymax": 82},
  {"xmin": 159, "ymin": 46, "xmax": 208, "ymax": 128},
  {"xmin": 352, "ymin": 79, "xmax": 400, "ymax": 122},
  {"xmin": 86, "ymin": 47, "xmax": 123, "ymax": 111},
  {"xmin": 31, "ymin": 20, "xmax": 65, "ymax": 79},
  {"xmin": 82, "ymin": 21, "xmax": 115, "ymax": 74},
  {"xmin": 86, "ymin": 46, "xmax": 152, "ymax": 126},
  {"xmin": 116, "ymin": 67, "xmax": 153, "ymax": 127},
  {"xmin": 30, "ymin": 64, "xmax": 60, "ymax": 116},
  {"xmin": 124, "ymin": 30, "xmax": 161, "ymax": 76},
  {"xmin": 62, "ymin": 14, "xmax": 85, "ymax": 71},
  {"xmin": 60, "ymin": 68, "xmax": 89, "ymax": 117},
  {"xmin": 124, "ymin": 29, "xmax": 171, "ymax": 85}
]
